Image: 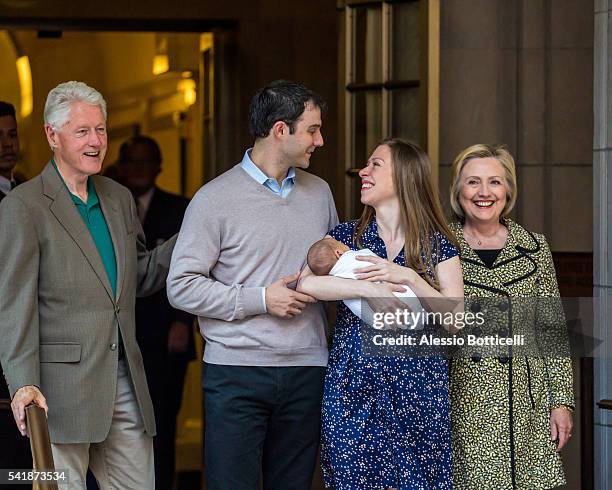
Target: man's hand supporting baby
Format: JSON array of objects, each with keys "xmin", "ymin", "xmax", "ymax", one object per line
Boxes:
[{"xmin": 266, "ymin": 272, "xmax": 317, "ymax": 318}]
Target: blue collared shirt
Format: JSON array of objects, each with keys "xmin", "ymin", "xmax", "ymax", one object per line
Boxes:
[
  {"xmin": 240, "ymin": 149, "xmax": 295, "ymax": 198},
  {"xmin": 239, "ymin": 148, "xmax": 297, "ymax": 312}
]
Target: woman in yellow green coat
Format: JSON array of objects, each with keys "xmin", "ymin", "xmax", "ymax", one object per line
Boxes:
[{"xmin": 448, "ymin": 144, "xmax": 574, "ymax": 489}]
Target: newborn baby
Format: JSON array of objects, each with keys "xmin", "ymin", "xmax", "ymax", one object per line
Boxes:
[{"xmin": 307, "ymin": 237, "xmax": 423, "ymax": 328}]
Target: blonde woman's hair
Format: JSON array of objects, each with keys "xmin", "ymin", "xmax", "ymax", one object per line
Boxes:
[
  {"xmin": 354, "ymin": 138, "xmax": 457, "ymax": 289},
  {"xmin": 449, "ymin": 143, "xmax": 517, "ymax": 221}
]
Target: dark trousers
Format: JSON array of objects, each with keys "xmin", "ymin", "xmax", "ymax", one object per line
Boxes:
[
  {"xmin": 0, "ymin": 408, "xmax": 32, "ymax": 490},
  {"xmin": 203, "ymin": 364, "xmax": 325, "ymax": 490},
  {"xmin": 143, "ymin": 352, "xmax": 190, "ymax": 490}
]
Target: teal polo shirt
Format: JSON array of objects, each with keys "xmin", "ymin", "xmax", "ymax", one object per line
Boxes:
[{"xmin": 51, "ymin": 159, "xmax": 117, "ymax": 297}]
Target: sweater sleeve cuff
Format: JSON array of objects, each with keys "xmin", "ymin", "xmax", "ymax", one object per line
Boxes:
[
  {"xmin": 240, "ymin": 286, "xmax": 268, "ymax": 317},
  {"xmin": 260, "ymin": 288, "xmax": 268, "ymax": 313}
]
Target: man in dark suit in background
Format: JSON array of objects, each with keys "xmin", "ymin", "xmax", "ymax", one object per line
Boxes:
[
  {"xmin": 0, "ymin": 101, "xmax": 19, "ymax": 199},
  {"xmin": 118, "ymin": 136, "xmax": 195, "ymax": 490},
  {"xmin": 0, "ymin": 100, "xmax": 32, "ymax": 486}
]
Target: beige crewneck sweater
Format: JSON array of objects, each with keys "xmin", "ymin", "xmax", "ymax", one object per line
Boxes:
[{"xmin": 167, "ymin": 164, "xmax": 338, "ymax": 366}]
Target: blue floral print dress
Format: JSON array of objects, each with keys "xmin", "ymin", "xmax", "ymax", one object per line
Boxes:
[{"xmin": 321, "ymin": 219, "xmax": 458, "ymax": 490}]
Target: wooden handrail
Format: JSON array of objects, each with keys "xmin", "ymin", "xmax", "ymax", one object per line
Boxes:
[
  {"xmin": 597, "ymin": 399, "xmax": 612, "ymax": 410},
  {"xmin": 26, "ymin": 404, "xmax": 58, "ymax": 490}
]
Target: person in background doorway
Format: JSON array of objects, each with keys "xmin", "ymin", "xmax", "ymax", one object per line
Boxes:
[
  {"xmin": 0, "ymin": 101, "xmax": 20, "ymax": 198},
  {"xmin": 119, "ymin": 135, "xmax": 195, "ymax": 490}
]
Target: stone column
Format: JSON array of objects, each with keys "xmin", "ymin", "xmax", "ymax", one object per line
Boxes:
[{"xmin": 594, "ymin": 1, "xmax": 612, "ymax": 488}]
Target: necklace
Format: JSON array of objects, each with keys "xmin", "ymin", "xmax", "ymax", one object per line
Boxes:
[{"xmin": 464, "ymin": 225, "xmax": 504, "ymax": 247}]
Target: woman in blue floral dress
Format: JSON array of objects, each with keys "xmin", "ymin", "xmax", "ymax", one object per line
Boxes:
[{"xmin": 299, "ymin": 139, "xmax": 464, "ymax": 489}]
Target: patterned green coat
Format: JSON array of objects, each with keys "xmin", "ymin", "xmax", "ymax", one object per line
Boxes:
[{"xmin": 449, "ymin": 220, "xmax": 574, "ymax": 490}]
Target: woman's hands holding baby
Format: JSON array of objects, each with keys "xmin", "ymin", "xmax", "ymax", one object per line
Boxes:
[{"xmin": 354, "ymin": 256, "xmax": 417, "ymax": 286}]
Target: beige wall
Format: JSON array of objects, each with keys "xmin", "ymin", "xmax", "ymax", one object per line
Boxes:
[
  {"xmin": 0, "ymin": 31, "xmax": 28, "ymax": 180},
  {"xmin": 98, "ymin": 32, "xmax": 157, "ymax": 94},
  {"xmin": 439, "ymin": 0, "xmax": 593, "ymax": 253},
  {"xmin": 0, "ymin": 31, "xmax": 200, "ymax": 195},
  {"xmin": 0, "ymin": 32, "xmax": 21, "ymax": 109}
]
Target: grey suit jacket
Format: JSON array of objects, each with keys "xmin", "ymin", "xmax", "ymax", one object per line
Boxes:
[{"xmin": 0, "ymin": 161, "xmax": 176, "ymax": 444}]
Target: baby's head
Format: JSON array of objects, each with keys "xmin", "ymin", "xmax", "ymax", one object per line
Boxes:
[{"xmin": 307, "ymin": 237, "xmax": 350, "ymax": 276}]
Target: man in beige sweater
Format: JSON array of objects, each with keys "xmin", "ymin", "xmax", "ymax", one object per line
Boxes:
[{"xmin": 168, "ymin": 80, "xmax": 338, "ymax": 490}]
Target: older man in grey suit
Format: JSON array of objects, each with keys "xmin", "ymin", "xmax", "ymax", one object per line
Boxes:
[{"xmin": 0, "ymin": 81, "xmax": 174, "ymax": 489}]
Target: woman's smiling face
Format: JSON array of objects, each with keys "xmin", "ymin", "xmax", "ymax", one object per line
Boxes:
[
  {"xmin": 359, "ymin": 144, "xmax": 396, "ymax": 208},
  {"xmin": 458, "ymin": 157, "xmax": 508, "ymax": 224}
]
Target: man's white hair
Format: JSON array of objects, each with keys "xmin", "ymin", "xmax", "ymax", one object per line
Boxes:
[{"xmin": 44, "ymin": 81, "xmax": 107, "ymax": 130}]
